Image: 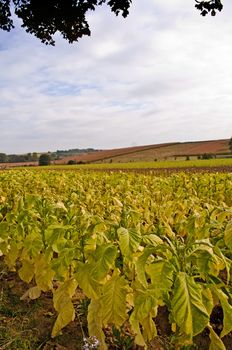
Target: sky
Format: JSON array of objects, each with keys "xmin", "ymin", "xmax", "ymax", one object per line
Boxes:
[{"xmin": 0, "ymin": 0, "xmax": 232, "ymax": 154}]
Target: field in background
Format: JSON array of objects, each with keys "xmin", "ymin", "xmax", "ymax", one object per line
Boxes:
[
  {"xmin": 0, "ymin": 139, "xmax": 231, "ymax": 170},
  {"xmin": 54, "ymin": 138, "xmax": 231, "ymax": 165},
  {"xmin": 48, "ymin": 158, "xmax": 232, "ymax": 170}
]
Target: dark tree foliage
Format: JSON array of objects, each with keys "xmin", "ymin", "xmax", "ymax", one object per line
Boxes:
[
  {"xmin": 39, "ymin": 153, "xmax": 51, "ymax": 166},
  {"xmin": 0, "ymin": 0, "xmax": 223, "ymax": 45},
  {"xmin": 229, "ymin": 137, "xmax": 232, "ymax": 153},
  {"xmin": 0, "ymin": 0, "xmax": 132, "ymax": 45},
  {"xmin": 195, "ymin": 0, "xmax": 223, "ymax": 16},
  {"xmin": 0, "ymin": 153, "xmax": 7, "ymax": 163}
]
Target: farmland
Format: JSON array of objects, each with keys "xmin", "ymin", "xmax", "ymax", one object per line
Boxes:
[
  {"xmin": 46, "ymin": 158, "xmax": 232, "ymax": 172},
  {"xmin": 0, "ymin": 169, "xmax": 232, "ymax": 349},
  {"xmin": 54, "ymin": 139, "xmax": 231, "ymax": 165},
  {"xmin": 0, "ymin": 138, "xmax": 231, "ymax": 170}
]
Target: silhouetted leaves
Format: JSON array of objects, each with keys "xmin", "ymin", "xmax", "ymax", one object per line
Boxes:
[
  {"xmin": 195, "ymin": 0, "xmax": 223, "ymax": 16},
  {"xmin": 0, "ymin": 0, "xmax": 14, "ymax": 31},
  {"xmin": 0, "ymin": 0, "xmax": 223, "ymax": 45},
  {"xmin": 0, "ymin": 0, "xmax": 132, "ymax": 45}
]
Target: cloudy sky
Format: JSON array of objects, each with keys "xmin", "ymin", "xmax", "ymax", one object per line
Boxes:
[{"xmin": 0, "ymin": 0, "xmax": 232, "ymax": 154}]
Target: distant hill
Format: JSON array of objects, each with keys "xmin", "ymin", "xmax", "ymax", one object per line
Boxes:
[{"xmin": 55, "ymin": 139, "xmax": 231, "ymax": 164}]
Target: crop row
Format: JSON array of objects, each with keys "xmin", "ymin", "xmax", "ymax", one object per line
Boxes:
[{"xmin": 0, "ymin": 170, "xmax": 232, "ymax": 349}]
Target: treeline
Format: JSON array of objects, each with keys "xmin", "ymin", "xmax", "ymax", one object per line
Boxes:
[
  {"xmin": 0, "ymin": 152, "xmax": 38, "ymax": 163},
  {"xmin": 55, "ymin": 148, "xmax": 98, "ymax": 157},
  {"xmin": 0, "ymin": 148, "xmax": 98, "ymax": 163}
]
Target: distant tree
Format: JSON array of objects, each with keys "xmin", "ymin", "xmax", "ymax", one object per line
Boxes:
[
  {"xmin": 229, "ymin": 137, "xmax": 232, "ymax": 153},
  {"xmin": 39, "ymin": 153, "xmax": 51, "ymax": 166},
  {"xmin": 0, "ymin": 0, "xmax": 223, "ymax": 45},
  {"xmin": 202, "ymin": 153, "xmax": 213, "ymax": 160},
  {"xmin": 0, "ymin": 153, "xmax": 7, "ymax": 163},
  {"xmin": 25, "ymin": 152, "xmax": 32, "ymax": 161},
  {"xmin": 32, "ymin": 152, "xmax": 38, "ymax": 161},
  {"xmin": 8, "ymin": 154, "xmax": 28, "ymax": 162},
  {"xmin": 67, "ymin": 160, "xmax": 77, "ymax": 165}
]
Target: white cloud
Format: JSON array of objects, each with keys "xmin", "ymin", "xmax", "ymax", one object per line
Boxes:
[{"xmin": 0, "ymin": 0, "xmax": 231, "ymax": 153}]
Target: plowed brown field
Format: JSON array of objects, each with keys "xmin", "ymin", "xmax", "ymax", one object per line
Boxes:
[{"xmin": 55, "ymin": 139, "xmax": 230, "ymax": 164}]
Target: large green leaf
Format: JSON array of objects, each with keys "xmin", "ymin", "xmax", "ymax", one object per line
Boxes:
[
  {"xmin": 224, "ymin": 221, "xmax": 232, "ymax": 252},
  {"xmin": 75, "ymin": 262, "xmax": 101, "ymax": 299},
  {"xmin": 100, "ymin": 271, "xmax": 128, "ymax": 327},
  {"xmin": 52, "ymin": 278, "xmax": 78, "ymax": 337},
  {"xmin": 88, "ymin": 299, "xmax": 107, "ymax": 350},
  {"xmin": 34, "ymin": 255, "xmax": 55, "ymax": 291},
  {"xmin": 142, "ymin": 234, "xmax": 163, "ymax": 246},
  {"xmin": 117, "ymin": 227, "xmax": 141, "ymax": 259},
  {"xmin": 202, "ymin": 287, "xmax": 214, "ymax": 315},
  {"xmin": 146, "ymin": 260, "xmax": 174, "ymax": 296},
  {"xmin": 132, "ymin": 284, "xmax": 158, "ymax": 321},
  {"xmin": 23, "ymin": 231, "xmax": 43, "ymax": 257},
  {"xmin": 19, "ymin": 259, "xmax": 34, "ymax": 283},
  {"xmin": 141, "ymin": 314, "xmax": 157, "ymax": 342},
  {"xmin": 4, "ymin": 241, "xmax": 21, "ymax": 270},
  {"xmin": 130, "ymin": 283, "xmax": 158, "ymax": 347},
  {"xmin": 135, "ymin": 248, "xmax": 154, "ymax": 287},
  {"xmin": 92, "ymin": 244, "xmax": 117, "ymax": 281},
  {"xmin": 171, "ymin": 272, "xmax": 209, "ymax": 338},
  {"xmin": 208, "ymin": 325, "xmax": 226, "ymax": 350},
  {"xmin": 213, "ymin": 289, "xmax": 232, "ymax": 337}
]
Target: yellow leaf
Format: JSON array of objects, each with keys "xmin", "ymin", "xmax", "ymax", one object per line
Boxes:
[
  {"xmin": 19, "ymin": 260, "xmax": 34, "ymax": 283},
  {"xmin": 28, "ymin": 286, "xmax": 41, "ymax": 299},
  {"xmin": 208, "ymin": 325, "xmax": 226, "ymax": 350},
  {"xmin": 101, "ymin": 271, "xmax": 128, "ymax": 327},
  {"xmin": 52, "ymin": 296, "xmax": 75, "ymax": 337},
  {"xmin": 52, "ymin": 279, "xmax": 78, "ymax": 337},
  {"xmin": 88, "ymin": 299, "xmax": 107, "ymax": 350},
  {"xmin": 75, "ymin": 262, "xmax": 101, "ymax": 299},
  {"xmin": 171, "ymin": 272, "xmax": 209, "ymax": 338},
  {"xmin": 35, "ymin": 255, "xmax": 55, "ymax": 291}
]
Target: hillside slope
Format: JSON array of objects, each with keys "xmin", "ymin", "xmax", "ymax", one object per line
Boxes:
[{"xmin": 55, "ymin": 139, "xmax": 230, "ymax": 164}]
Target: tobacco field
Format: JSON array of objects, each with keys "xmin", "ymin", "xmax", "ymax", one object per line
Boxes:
[{"xmin": 0, "ymin": 169, "xmax": 232, "ymax": 350}]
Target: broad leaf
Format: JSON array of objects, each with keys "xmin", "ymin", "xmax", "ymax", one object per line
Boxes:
[
  {"xmin": 142, "ymin": 234, "xmax": 163, "ymax": 246},
  {"xmin": 101, "ymin": 271, "xmax": 128, "ymax": 327},
  {"xmin": 146, "ymin": 260, "xmax": 174, "ymax": 296},
  {"xmin": 171, "ymin": 272, "xmax": 209, "ymax": 338},
  {"xmin": 117, "ymin": 227, "xmax": 141, "ymax": 259},
  {"xmin": 208, "ymin": 325, "xmax": 226, "ymax": 350},
  {"xmin": 132, "ymin": 284, "xmax": 158, "ymax": 321},
  {"xmin": 52, "ymin": 279, "xmax": 78, "ymax": 337},
  {"xmin": 141, "ymin": 313, "xmax": 157, "ymax": 342},
  {"xmin": 224, "ymin": 221, "xmax": 232, "ymax": 252},
  {"xmin": 213, "ymin": 289, "xmax": 232, "ymax": 337},
  {"xmin": 135, "ymin": 248, "xmax": 154, "ymax": 287},
  {"xmin": 202, "ymin": 287, "xmax": 214, "ymax": 315},
  {"xmin": 75, "ymin": 262, "xmax": 101, "ymax": 299},
  {"xmin": 34, "ymin": 255, "xmax": 55, "ymax": 291},
  {"xmin": 130, "ymin": 284, "xmax": 158, "ymax": 347},
  {"xmin": 92, "ymin": 244, "xmax": 117, "ymax": 281},
  {"xmin": 19, "ymin": 259, "xmax": 34, "ymax": 283},
  {"xmin": 129, "ymin": 314, "xmax": 146, "ymax": 348},
  {"xmin": 88, "ymin": 299, "xmax": 107, "ymax": 350}
]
